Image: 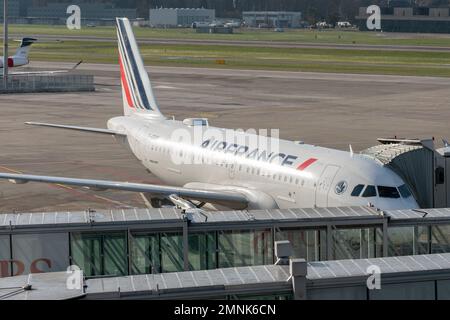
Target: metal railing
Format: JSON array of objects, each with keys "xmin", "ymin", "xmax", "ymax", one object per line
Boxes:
[{"xmin": 0, "ymin": 73, "xmax": 95, "ymax": 93}]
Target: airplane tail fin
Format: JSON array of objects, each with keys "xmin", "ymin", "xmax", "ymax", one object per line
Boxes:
[
  {"xmin": 14, "ymin": 37, "xmax": 37, "ymax": 59},
  {"xmin": 116, "ymin": 18, "xmax": 164, "ymax": 118}
]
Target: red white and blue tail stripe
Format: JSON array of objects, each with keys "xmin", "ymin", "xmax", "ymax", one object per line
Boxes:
[{"xmin": 116, "ymin": 18, "xmax": 163, "ymax": 117}]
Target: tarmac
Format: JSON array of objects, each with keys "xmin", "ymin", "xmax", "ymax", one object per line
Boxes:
[{"xmin": 1, "ymin": 61, "xmax": 449, "ymax": 212}]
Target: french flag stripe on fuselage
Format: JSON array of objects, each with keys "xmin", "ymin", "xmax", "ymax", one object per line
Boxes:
[
  {"xmin": 297, "ymin": 158, "xmax": 318, "ymax": 171},
  {"xmin": 117, "ymin": 19, "xmax": 152, "ymax": 111}
]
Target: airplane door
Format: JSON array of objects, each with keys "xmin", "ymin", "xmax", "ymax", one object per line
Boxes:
[{"xmin": 315, "ymin": 165, "xmax": 340, "ymax": 207}]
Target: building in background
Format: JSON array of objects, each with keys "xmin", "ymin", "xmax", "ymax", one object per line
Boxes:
[
  {"xmin": 356, "ymin": 6, "xmax": 450, "ymax": 33},
  {"xmin": 149, "ymin": 8, "xmax": 215, "ymax": 27},
  {"xmin": 27, "ymin": 2, "xmax": 137, "ymax": 19},
  {"xmin": 11, "ymin": 1, "xmax": 138, "ymax": 25},
  {"xmin": 0, "ymin": 0, "xmax": 21, "ymax": 18},
  {"xmin": 242, "ymin": 11, "xmax": 302, "ymax": 28}
]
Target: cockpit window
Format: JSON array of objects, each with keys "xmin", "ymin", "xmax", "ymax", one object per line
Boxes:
[
  {"xmin": 351, "ymin": 184, "xmax": 365, "ymax": 197},
  {"xmin": 398, "ymin": 184, "xmax": 412, "ymax": 198},
  {"xmin": 362, "ymin": 185, "xmax": 377, "ymax": 197},
  {"xmin": 377, "ymin": 186, "xmax": 400, "ymax": 199}
]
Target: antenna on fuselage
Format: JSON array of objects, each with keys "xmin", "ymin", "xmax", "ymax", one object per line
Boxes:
[{"xmin": 349, "ymin": 144, "xmax": 354, "ymax": 158}]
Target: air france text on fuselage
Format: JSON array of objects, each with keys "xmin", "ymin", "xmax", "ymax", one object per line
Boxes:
[{"xmin": 200, "ymin": 138, "xmax": 298, "ymax": 167}]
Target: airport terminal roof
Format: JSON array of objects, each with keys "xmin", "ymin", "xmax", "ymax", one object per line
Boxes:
[
  {"xmin": 307, "ymin": 253, "xmax": 450, "ymax": 281},
  {"xmin": 0, "ymin": 272, "xmax": 84, "ymax": 300},
  {"xmin": 2, "ymin": 253, "xmax": 450, "ymax": 300},
  {"xmin": 0, "ymin": 206, "xmax": 386, "ymax": 233},
  {"xmin": 85, "ymin": 264, "xmax": 291, "ymax": 300},
  {"xmin": 3, "ymin": 206, "xmax": 450, "ymax": 233},
  {"xmin": 386, "ymin": 208, "xmax": 450, "ymax": 225}
]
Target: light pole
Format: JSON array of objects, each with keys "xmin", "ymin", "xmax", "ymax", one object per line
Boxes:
[{"xmin": 3, "ymin": 0, "xmax": 8, "ymax": 81}]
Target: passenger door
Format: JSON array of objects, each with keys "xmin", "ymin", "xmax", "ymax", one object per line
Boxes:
[{"xmin": 315, "ymin": 165, "xmax": 340, "ymax": 207}]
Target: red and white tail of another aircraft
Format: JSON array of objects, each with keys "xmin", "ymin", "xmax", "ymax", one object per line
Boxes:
[
  {"xmin": 0, "ymin": 18, "xmax": 420, "ymax": 211},
  {"xmin": 0, "ymin": 38, "xmax": 36, "ymax": 68}
]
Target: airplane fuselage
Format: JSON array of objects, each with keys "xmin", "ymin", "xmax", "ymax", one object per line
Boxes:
[
  {"xmin": 0, "ymin": 56, "xmax": 29, "ymax": 68},
  {"xmin": 108, "ymin": 114, "xmax": 419, "ymax": 211}
]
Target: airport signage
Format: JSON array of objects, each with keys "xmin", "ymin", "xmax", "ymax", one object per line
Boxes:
[{"xmin": 0, "ymin": 233, "xmax": 70, "ymax": 278}]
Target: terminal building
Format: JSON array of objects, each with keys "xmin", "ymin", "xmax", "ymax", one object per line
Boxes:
[
  {"xmin": 356, "ymin": 6, "xmax": 450, "ymax": 33},
  {"xmin": 2, "ymin": 205, "xmax": 450, "ymax": 279},
  {"xmin": 0, "ymin": 0, "xmax": 21, "ymax": 18},
  {"xmin": 6, "ymin": 1, "xmax": 137, "ymax": 25},
  {"xmin": 149, "ymin": 8, "xmax": 215, "ymax": 27},
  {"xmin": 2, "ymin": 236, "xmax": 450, "ymax": 300},
  {"xmin": 242, "ymin": 11, "xmax": 302, "ymax": 28}
]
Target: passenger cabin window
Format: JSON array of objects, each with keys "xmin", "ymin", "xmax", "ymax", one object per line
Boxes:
[
  {"xmin": 362, "ymin": 185, "xmax": 376, "ymax": 197},
  {"xmin": 351, "ymin": 184, "xmax": 365, "ymax": 197},
  {"xmin": 377, "ymin": 186, "xmax": 400, "ymax": 198},
  {"xmin": 398, "ymin": 184, "xmax": 412, "ymax": 198}
]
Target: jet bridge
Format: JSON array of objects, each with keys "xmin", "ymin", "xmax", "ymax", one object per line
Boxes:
[{"xmin": 361, "ymin": 138, "xmax": 436, "ymax": 208}]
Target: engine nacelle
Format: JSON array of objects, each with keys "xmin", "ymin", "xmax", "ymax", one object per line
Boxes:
[{"xmin": 184, "ymin": 182, "xmax": 278, "ymax": 210}]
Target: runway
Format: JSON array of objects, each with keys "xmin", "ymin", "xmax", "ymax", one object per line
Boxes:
[{"xmin": 1, "ymin": 62, "xmax": 450, "ymax": 212}]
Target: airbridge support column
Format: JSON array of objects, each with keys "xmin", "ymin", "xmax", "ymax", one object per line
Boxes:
[{"xmin": 290, "ymin": 259, "xmax": 307, "ymax": 300}]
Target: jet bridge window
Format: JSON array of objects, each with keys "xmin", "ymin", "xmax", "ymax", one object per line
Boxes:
[
  {"xmin": 362, "ymin": 185, "xmax": 376, "ymax": 197},
  {"xmin": 377, "ymin": 186, "xmax": 400, "ymax": 199},
  {"xmin": 351, "ymin": 184, "xmax": 365, "ymax": 197}
]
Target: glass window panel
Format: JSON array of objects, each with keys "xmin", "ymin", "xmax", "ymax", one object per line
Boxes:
[
  {"xmin": 431, "ymin": 225, "xmax": 450, "ymax": 254},
  {"xmin": 70, "ymin": 232, "xmax": 127, "ymax": 277},
  {"xmin": 103, "ymin": 233, "xmax": 127, "ymax": 276},
  {"xmin": 130, "ymin": 233, "xmax": 160, "ymax": 275},
  {"xmin": 161, "ymin": 232, "xmax": 184, "ymax": 273},
  {"xmin": 388, "ymin": 227, "xmax": 414, "ymax": 256},
  {"xmin": 70, "ymin": 233, "xmax": 102, "ymax": 277},
  {"xmin": 188, "ymin": 232, "xmax": 216, "ymax": 271},
  {"xmin": 414, "ymin": 226, "xmax": 429, "ymax": 255},
  {"xmin": 377, "ymin": 186, "xmax": 400, "ymax": 198},
  {"xmin": 362, "ymin": 185, "xmax": 376, "ymax": 197},
  {"xmin": 333, "ymin": 228, "xmax": 363, "ymax": 260},
  {"xmin": 351, "ymin": 184, "xmax": 365, "ymax": 197},
  {"xmin": 218, "ymin": 229, "xmax": 272, "ymax": 268},
  {"xmin": 368, "ymin": 227, "xmax": 384, "ymax": 258},
  {"xmin": 12, "ymin": 233, "xmax": 70, "ymax": 276},
  {"xmin": 398, "ymin": 184, "xmax": 412, "ymax": 198},
  {"xmin": 275, "ymin": 229, "xmax": 323, "ymax": 261}
]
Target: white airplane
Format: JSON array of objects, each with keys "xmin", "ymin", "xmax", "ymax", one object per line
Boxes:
[
  {"xmin": 0, "ymin": 18, "xmax": 419, "ymax": 211},
  {"xmin": 0, "ymin": 38, "xmax": 37, "ymax": 68}
]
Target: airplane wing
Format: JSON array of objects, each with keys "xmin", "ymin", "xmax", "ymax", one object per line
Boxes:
[
  {"xmin": 25, "ymin": 122, "xmax": 123, "ymax": 136},
  {"xmin": 0, "ymin": 173, "xmax": 249, "ymax": 209}
]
